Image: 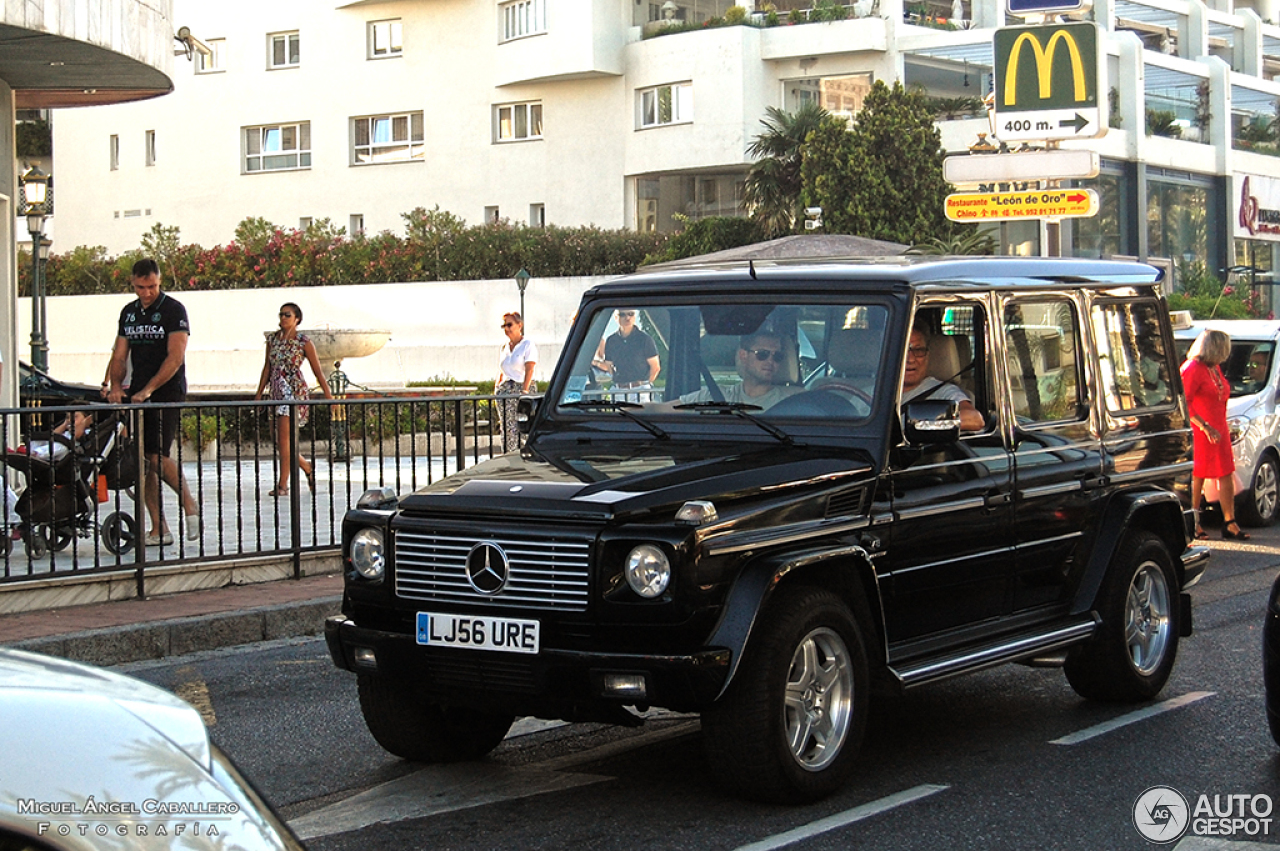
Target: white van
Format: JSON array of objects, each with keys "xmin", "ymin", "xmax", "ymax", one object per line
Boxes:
[{"xmin": 1175, "ymin": 319, "xmax": 1280, "ymax": 525}]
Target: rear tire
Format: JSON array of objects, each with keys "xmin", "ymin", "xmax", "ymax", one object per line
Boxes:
[
  {"xmin": 43, "ymin": 524, "xmax": 73, "ymax": 552},
  {"xmin": 702, "ymin": 586, "xmax": 869, "ymax": 804},
  {"xmin": 357, "ymin": 674, "xmax": 514, "ymax": 763},
  {"xmin": 1065, "ymin": 531, "xmax": 1179, "ymax": 702}
]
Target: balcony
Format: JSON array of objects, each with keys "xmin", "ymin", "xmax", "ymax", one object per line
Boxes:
[{"xmin": 495, "ymin": 0, "xmax": 625, "ymax": 86}]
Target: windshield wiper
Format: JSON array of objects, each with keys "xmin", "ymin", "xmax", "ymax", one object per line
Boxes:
[
  {"xmin": 673, "ymin": 401, "xmax": 795, "ymax": 445},
  {"xmin": 561, "ymin": 399, "xmax": 670, "ymax": 440}
]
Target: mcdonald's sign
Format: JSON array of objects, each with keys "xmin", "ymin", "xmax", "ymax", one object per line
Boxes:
[{"xmin": 992, "ymin": 22, "xmax": 1106, "ymax": 142}]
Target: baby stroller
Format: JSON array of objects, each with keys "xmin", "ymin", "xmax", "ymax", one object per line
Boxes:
[{"xmin": 2, "ymin": 408, "xmax": 138, "ymax": 557}]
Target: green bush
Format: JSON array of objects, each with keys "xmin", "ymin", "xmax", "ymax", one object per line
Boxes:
[
  {"xmin": 32, "ymin": 213, "xmax": 671, "ymax": 296},
  {"xmin": 642, "ymin": 215, "xmax": 763, "ymax": 265}
]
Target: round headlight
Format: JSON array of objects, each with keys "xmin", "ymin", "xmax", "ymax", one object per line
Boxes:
[
  {"xmin": 625, "ymin": 544, "xmax": 671, "ymax": 599},
  {"xmin": 350, "ymin": 528, "xmax": 386, "ymax": 580}
]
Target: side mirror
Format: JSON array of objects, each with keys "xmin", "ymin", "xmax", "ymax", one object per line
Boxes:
[
  {"xmin": 903, "ymin": 399, "xmax": 961, "ymax": 445},
  {"xmin": 516, "ymin": 396, "xmax": 540, "ymax": 434}
]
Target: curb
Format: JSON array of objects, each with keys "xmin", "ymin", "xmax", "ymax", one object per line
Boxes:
[{"xmin": 7, "ymin": 596, "xmax": 343, "ymax": 667}]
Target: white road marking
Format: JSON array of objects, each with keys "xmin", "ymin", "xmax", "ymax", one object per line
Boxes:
[
  {"xmin": 290, "ymin": 717, "xmax": 700, "ymax": 841},
  {"xmin": 1049, "ymin": 691, "xmax": 1216, "ymax": 745},
  {"xmin": 289, "ymin": 762, "xmax": 611, "ymax": 840},
  {"xmin": 731, "ymin": 784, "xmax": 950, "ymax": 851},
  {"xmin": 1174, "ymin": 838, "xmax": 1280, "ymax": 850}
]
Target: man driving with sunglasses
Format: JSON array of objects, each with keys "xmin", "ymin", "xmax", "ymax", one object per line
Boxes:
[{"xmin": 673, "ymin": 331, "xmax": 801, "ymax": 410}]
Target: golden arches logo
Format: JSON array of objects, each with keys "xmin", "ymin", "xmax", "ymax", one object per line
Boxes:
[{"xmin": 1002, "ymin": 30, "xmax": 1087, "ymax": 106}]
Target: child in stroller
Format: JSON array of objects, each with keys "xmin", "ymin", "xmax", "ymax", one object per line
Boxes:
[{"xmin": 2, "ymin": 407, "xmax": 138, "ymax": 557}]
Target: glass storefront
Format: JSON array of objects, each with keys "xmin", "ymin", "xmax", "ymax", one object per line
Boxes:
[{"xmin": 635, "ymin": 172, "xmax": 747, "ymax": 232}]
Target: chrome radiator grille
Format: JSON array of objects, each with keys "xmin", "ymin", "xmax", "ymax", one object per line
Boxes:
[{"xmin": 395, "ymin": 529, "xmax": 592, "ymax": 611}]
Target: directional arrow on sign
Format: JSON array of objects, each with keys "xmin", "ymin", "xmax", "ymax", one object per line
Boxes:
[{"xmin": 1059, "ymin": 113, "xmax": 1090, "ymax": 132}]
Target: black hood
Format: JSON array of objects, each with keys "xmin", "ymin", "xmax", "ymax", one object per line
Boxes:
[{"xmin": 397, "ymin": 440, "xmax": 874, "ymax": 522}]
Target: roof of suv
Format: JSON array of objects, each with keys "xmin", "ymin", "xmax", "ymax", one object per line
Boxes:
[{"xmin": 599, "ymin": 256, "xmax": 1164, "ymax": 296}]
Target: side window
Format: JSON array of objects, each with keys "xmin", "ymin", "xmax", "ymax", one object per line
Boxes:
[
  {"xmin": 908, "ymin": 302, "xmax": 989, "ymax": 429},
  {"xmin": 1090, "ymin": 299, "xmax": 1175, "ymax": 413},
  {"xmin": 1004, "ymin": 298, "xmax": 1084, "ymax": 423}
]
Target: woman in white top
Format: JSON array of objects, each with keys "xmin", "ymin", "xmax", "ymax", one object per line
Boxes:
[{"xmin": 496, "ymin": 311, "xmax": 537, "ymax": 452}]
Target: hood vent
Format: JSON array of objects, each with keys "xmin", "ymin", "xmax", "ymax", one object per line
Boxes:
[{"xmin": 826, "ymin": 485, "xmax": 868, "ymax": 519}]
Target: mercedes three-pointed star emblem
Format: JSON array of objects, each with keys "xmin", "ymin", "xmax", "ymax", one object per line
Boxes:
[{"xmin": 464, "ymin": 541, "xmax": 511, "ymax": 595}]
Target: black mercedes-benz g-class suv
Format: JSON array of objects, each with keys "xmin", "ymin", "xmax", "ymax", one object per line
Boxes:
[{"xmin": 326, "ymin": 256, "xmax": 1209, "ymax": 803}]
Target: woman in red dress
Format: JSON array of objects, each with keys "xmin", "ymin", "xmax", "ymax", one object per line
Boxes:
[{"xmin": 1181, "ymin": 328, "xmax": 1248, "ymax": 540}]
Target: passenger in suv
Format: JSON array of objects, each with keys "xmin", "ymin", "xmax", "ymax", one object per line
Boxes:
[{"xmin": 327, "ymin": 257, "xmax": 1209, "ymax": 804}]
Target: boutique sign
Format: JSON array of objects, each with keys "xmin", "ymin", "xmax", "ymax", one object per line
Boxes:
[{"xmin": 1236, "ymin": 174, "xmax": 1280, "ymax": 241}]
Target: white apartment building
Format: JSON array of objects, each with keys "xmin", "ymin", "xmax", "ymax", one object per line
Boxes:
[{"xmin": 46, "ymin": 0, "xmax": 1280, "ymax": 298}]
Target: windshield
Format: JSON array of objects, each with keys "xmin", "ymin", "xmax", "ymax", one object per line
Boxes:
[
  {"xmin": 1176, "ymin": 336, "xmax": 1274, "ymax": 398},
  {"xmin": 556, "ymin": 301, "xmax": 892, "ymax": 420}
]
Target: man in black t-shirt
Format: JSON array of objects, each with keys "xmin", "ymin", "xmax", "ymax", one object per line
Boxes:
[
  {"xmin": 106, "ymin": 258, "xmax": 200, "ymax": 547},
  {"xmin": 591, "ymin": 309, "xmax": 660, "ymax": 395}
]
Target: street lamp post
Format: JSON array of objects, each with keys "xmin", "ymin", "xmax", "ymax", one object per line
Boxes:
[
  {"xmin": 20, "ymin": 166, "xmax": 51, "ymax": 373},
  {"xmin": 514, "ymin": 268, "xmax": 531, "ymax": 322}
]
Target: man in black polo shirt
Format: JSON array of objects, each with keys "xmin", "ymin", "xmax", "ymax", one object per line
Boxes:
[
  {"xmin": 106, "ymin": 258, "xmax": 200, "ymax": 547},
  {"xmin": 591, "ymin": 309, "xmax": 660, "ymax": 398}
]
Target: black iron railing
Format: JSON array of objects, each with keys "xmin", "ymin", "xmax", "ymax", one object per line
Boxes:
[{"xmin": 0, "ymin": 394, "xmax": 522, "ymax": 595}]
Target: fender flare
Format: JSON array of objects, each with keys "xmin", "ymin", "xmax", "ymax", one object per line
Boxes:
[
  {"xmin": 704, "ymin": 542, "xmax": 881, "ymax": 700},
  {"xmin": 1071, "ymin": 488, "xmax": 1185, "ymax": 615}
]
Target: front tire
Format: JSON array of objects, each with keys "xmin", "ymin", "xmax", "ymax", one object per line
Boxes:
[
  {"xmin": 357, "ymin": 674, "xmax": 514, "ymax": 763},
  {"xmin": 702, "ymin": 586, "xmax": 869, "ymax": 803},
  {"xmin": 102, "ymin": 512, "xmax": 137, "ymax": 555},
  {"xmin": 1240, "ymin": 456, "xmax": 1280, "ymax": 527},
  {"xmin": 1065, "ymin": 531, "xmax": 1179, "ymax": 702}
]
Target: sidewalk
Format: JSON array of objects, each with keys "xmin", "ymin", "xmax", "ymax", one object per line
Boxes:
[{"xmin": 0, "ymin": 572, "xmax": 343, "ymax": 666}]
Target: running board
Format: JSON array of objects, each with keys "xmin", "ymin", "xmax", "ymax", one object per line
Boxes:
[{"xmin": 888, "ymin": 615, "xmax": 1100, "ymax": 689}]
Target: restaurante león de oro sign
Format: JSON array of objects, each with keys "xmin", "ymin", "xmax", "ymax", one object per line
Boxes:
[{"xmin": 945, "ymin": 188, "xmax": 1099, "ymax": 221}]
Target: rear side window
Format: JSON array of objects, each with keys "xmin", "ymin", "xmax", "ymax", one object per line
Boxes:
[
  {"xmin": 1091, "ymin": 299, "xmax": 1176, "ymax": 412},
  {"xmin": 1004, "ymin": 298, "xmax": 1085, "ymax": 423}
]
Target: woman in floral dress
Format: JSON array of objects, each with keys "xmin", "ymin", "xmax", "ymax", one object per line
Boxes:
[{"xmin": 255, "ymin": 302, "xmax": 333, "ymax": 496}]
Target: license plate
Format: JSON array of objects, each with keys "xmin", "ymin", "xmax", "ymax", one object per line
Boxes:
[{"xmin": 416, "ymin": 612, "xmax": 540, "ymax": 654}]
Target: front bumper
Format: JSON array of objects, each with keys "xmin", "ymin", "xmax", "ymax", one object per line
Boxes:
[{"xmin": 325, "ymin": 615, "xmax": 731, "ymax": 714}]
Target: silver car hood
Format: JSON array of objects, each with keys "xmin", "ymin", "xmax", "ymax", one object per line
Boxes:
[{"xmin": 0, "ymin": 648, "xmax": 300, "ymax": 850}]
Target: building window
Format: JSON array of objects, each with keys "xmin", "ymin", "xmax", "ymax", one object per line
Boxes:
[
  {"xmin": 196, "ymin": 38, "xmax": 225, "ymax": 73},
  {"xmin": 350, "ymin": 214, "xmax": 364, "ymax": 236},
  {"xmin": 501, "ymin": 0, "xmax": 546, "ymax": 42},
  {"xmin": 639, "ymin": 83, "xmax": 693, "ymax": 128},
  {"xmin": 635, "ymin": 172, "xmax": 746, "ymax": 231},
  {"xmin": 352, "ymin": 112, "xmax": 424, "ymax": 164},
  {"xmin": 485, "ymin": 206, "xmax": 501, "ymax": 223},
  {"xmin": 299, "ymin": 216, "xmax": 313, "ymax": 229},
  {"xmin": 110, "ymin": 135, "xmax": 119, "ymax": 171},
  {"xmin": 244, "ymin": 122, "xmax": 311, "ymax": 172},
  {"xmin": 784, "ymin": 73, "xmax": 873, "ymax": 124},
  {"xmin": 495, "ymin": 102, "xmax": 543, "ymax": 142},
  {"xmin": 530, "ymin": 204, "xmax": 545, "ymax": 227},
  {"xmin": 368, "ymin": 19, "xmax": 402, "ymax": 58},
  {"xmin": 269, "ymin": 31, "xmax": 300, "ymax": 68},
  {"xmin": 145, "ymin": 130, "xmax": 156, "ymax": 166}
]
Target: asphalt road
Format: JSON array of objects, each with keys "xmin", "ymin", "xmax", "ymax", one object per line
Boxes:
[{"xmin": 121, "ymin": 526, "xmax": 1280, "ymax": 851}]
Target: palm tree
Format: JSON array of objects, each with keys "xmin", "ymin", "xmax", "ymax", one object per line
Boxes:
[
  {"xmin": 907, "ymin": 228, "xmax": 997, "ymax": 255},
  {"xmin": 743, "ymin": 102, "xmax": 829, "ymax": 238}
]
